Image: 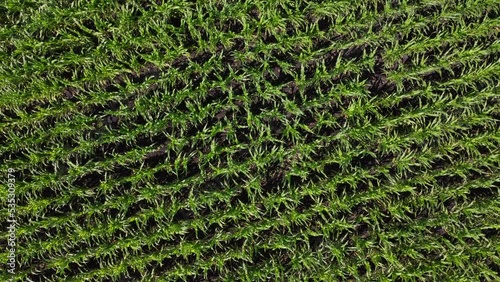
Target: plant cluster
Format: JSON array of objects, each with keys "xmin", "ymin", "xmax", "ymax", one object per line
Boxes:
[{"xmin": 0, "ymin": 0, "xmax": 499, "ymax": 281}]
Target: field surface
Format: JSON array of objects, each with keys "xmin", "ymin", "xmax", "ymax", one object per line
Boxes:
[{"xmin": 1, "ymin": 0, "xmax": 500, "ymax": 281}]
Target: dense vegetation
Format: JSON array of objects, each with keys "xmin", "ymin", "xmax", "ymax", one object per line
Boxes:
[{"xmin": 1, "ymin": 0, "xmax": 499, "ymax": 281}]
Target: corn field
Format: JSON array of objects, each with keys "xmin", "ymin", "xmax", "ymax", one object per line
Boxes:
[{"xmin": 1, "ymin": 0, "xmax": 499, "ymax": 281}]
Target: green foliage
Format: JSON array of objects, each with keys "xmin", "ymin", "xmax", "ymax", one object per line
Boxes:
[{"xmin": 1, "ymin": 0, "xmax": 499, "ymax": 281}]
